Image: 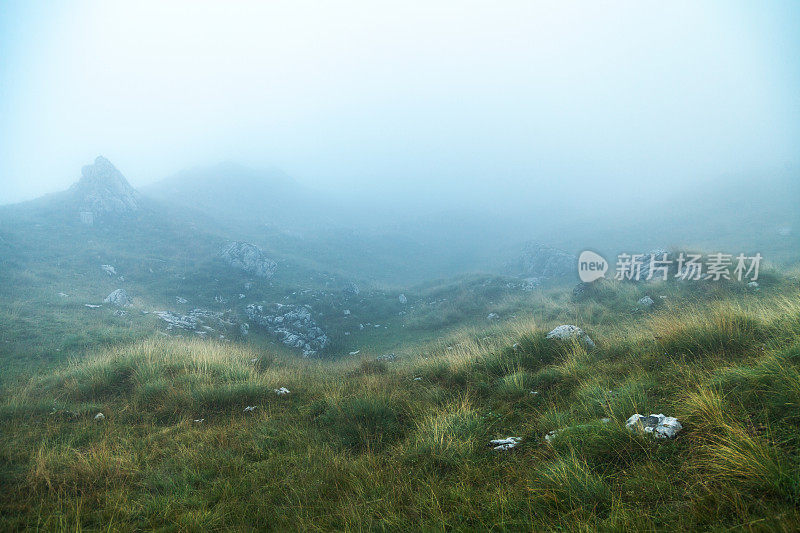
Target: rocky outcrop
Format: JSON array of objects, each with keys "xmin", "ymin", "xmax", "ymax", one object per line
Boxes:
[
  {"xmin": 70, "ymin": 156, "xmax": 139, "ymax": 219},
  {"xmin": 246, "ymin": 303, "xmax": 328, "ymax": 356},
  {"xmin": 546, "ymin": 324, "xmax": 595, "ymax": 349},
  {"xmin": 103, "ymin": 289, "xmax": 131, "ymax": 307},
  {"xmin": 509, "ymin": 243, "xmax": 575, "ymax": 279},
  {"xmin": 219, "ymin": 242, "xmax": 277, "ymax": 278}
]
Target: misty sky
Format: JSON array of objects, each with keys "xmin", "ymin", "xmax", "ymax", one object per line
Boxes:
[{"xmin": 1, "ymin": 1, "xmax": 798, "ymax": 209}]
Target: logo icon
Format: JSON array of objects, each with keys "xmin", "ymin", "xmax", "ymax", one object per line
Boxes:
[{"xmin": 578, "ymin": 250, "xmax": 608, "ymax": 283}]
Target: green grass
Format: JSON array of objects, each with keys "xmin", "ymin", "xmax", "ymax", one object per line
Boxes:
[{"xmin": 2, "ymin": 275, "xmax": 800, "ymax": 530}]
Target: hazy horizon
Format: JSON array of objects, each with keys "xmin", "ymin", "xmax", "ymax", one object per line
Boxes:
[{"xmin": 2, "ymin": 1, "xmax": 799, "ymax": 212}]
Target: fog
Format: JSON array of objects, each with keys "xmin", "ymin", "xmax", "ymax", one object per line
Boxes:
[{"xmin": 2, "ymin": 0, "xmax": 798, "ymax": 216}]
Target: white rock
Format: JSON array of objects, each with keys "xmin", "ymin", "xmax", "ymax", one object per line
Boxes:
[
  {"xmin": 274, "ymin": 387, "xmax": 291, "ymax": 396},
  {"xmin": 490, "ymin": 437, "xmax": 521, "ymax": 451},
  {"xmin": 243, "ymin": 406, "xmax": 256, "ymax": 413},
  {"xmin": 193, "ymin": 418, "xmax": 204, "ymax": 423},
  {"xmin": 94, "ymin": 412, "xmax": 105, "ymax": 420},
  {"xmin": 625, "ymin": 413, "xmax": 682, "ymax": 439},
  {"xmin": 349, "ymin": 350, "xmax": 360, "ymax": 355},
  {"xmin": 546, "ymin": 325, "xmax": 595, "ymax": 349},
  {"xmin": 176, "ymin": 296, "xmax": 188, "ymax": 304},
  {"xmin": 487, "ymin": 313, "xmax": 499, "ymax": 320},
  {"xmin": 398, "ymin": 293, "xmax": 407, "ymax": 304},
  {"xmin": 85, "ymin": 304, "xmax": 102, "ymax": 308}
]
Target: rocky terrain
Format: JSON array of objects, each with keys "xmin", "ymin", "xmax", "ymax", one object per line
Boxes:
[{"xmin": 246, "ymin": 303, "xmax": 328, "ymax": 356}]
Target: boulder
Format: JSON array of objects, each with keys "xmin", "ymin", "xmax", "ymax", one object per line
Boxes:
[
  {"xmin": 625, "ymin": 413, "xmax": 682, "ymax": 439},
  {"xmin": 546, "ymin": 325, "xmax": 595, "ymax": 349},
  {"xmin": 103, "ymin": 289, "xmax": 131, "ymax": 307},
  {"xmin": 219, "ymin": 241, "xmax": 277, "ymax": 278},
  {"xmin": 398, "ymin": 293, "xmax": 408, "ymax": 304},
  {"xmin": 100, "ymin": 264, "xmax": 117, "ymax": 276}
]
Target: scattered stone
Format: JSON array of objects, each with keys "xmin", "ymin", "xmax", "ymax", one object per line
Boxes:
[
  {"xmin": 274, "ymin": 387, "xmax": 290, "ymax": 396},
  {"xmin": 376, "ymin": 353, "xmax": 396, "ymax": 362},
  {"xmin": 487, "ymin": 313, "xmax": 499, "ymax": 320},
  {"xmin": 100, "ymin": 264, "xmax": 117, "ymax": 276},
  {"xmin": 625, "ymin": 413, "xmax": 682, "ymax": 439},
  {"xmin": 243, "ymin": 406, "xmax": 256, "ymax": 413},
  {"xmin": 343, "ymin": 309, "xmax": 351, "ymax": 315},
  {"xmin": 58, "ymin": 292, "xmax": 68, "ymax": 298},
  {"xmin": 398, "ymin": 293, "xmax": 408, "ymax": 304},
  {"xmin": 240, "ymin": 323, "xmax": 249, "ymax": 336},
  {"xmin": 193, "ymin": 418, "xmax": 204, "ymax": 424},
  {"xmin": 747, "ymin": 281, "xmax": 760, "ymax": 290},
  {"xmin": 112, "ymin": 310, "xmax": 126, "ymax": 317},
  {"xmin": 246, "ymin": 303, "xmax": 328, "ymax": 356},
  {"xmin": 546, "ymin": 325, "xmax": 595, "ymax": 349},
  {"xmin": 176, "ymin": 296, "xmax": 188, "ymax": 304},
  {"xmin": 103, "ymin": 289, "xmax": 131, "ymax": 307},
  {"xmin": 94, "ymin": 412, "xmax": 105, "ymax": 421},
  {"xmin": 490, "ymin": 437, "xmax": 521, "ymax": 451},
  {"xmin": 413, "ymin": 377, "xmax": 422, "ymax": 381},
  {"xmin": 219, "ymin": 241, "xmax": 277, "ymax": 278}
]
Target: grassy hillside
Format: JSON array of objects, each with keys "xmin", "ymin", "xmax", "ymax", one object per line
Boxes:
[{"xmin": 2, "ymin": 276, "xmax": 800, "ymax": 530}]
